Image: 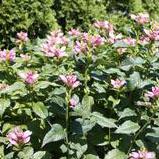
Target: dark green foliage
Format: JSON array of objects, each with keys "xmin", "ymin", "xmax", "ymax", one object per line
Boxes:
[
  {"xmin": 0, "ymin": 0, "xmax": 58, "ymax": 47},
  {"xmin": 53, "ymin": 0, "xmax": 106, "ymax": 31}
]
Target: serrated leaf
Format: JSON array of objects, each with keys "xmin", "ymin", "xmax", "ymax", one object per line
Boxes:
[
  {"xmin": 0, "ymin": 99, "xmax": 10, "ymax": 117},
  {"xmin": 91, "ymin": 112, "xmax": 117, "ymax": 128},
  {"xmin": 115, "ymin": 120, "xmax": 140, "ymax": 134},
  {"xmin": 119, "ymin": 108, "xmax": 137, "ymax": 119},
  {"xmin": 42, "ymin": 124, "xmax": 65, "ymax": 147},
  {"xmin": 104, "ymin": 149, "xmax": 127, "ymax": 159},
  {"xmin": 128, "ymin": 72, "xmax": 141, "ymax": 91},
  {"xmin": 32, "ymin": 102, "xmax": 48, "ymax": 119},
  {"xmin": 33, "ymin": 151, "xmax": 51, "ymax": 159}
]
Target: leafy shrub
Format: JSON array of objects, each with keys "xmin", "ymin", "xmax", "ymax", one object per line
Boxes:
[
  {"xmin": 0, "ymin": 0, "xmax": 58, "ymax": 47},
  {"xmin": 53, "ymin": 0, "xmax": 106, "ymax": 31},
  {"xmin": 1, "ymin": 12, "xmax": 159, "ymax": 158}
]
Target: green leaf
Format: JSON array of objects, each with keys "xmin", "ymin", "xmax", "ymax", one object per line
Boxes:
[
  {"xmin": 104, "ymin": 149, "xmax": 127, "ymax": 159},
  {"xmin": 18, "ymin": 147, "xmax": 34, "ymax": 159},
  {"xmin": 119, "ymin": 108, "xmax": 137, "ymax": 119},
  {"xmin": 32, "ymin": 102, "xmax": 48, "ymax": 119},
  {"xmin": 146, "ymin": 127, "xmax": 159, "ymax": 141},
  {"xmin": 79, "ymin": 95, "xmax": 94, "ymax": 118},
  {"xmin": 91, "ymin": 112, "xmax": 117, "ymax": 128},
  {"xmin": 108, "ymin": 96, "xmax": 120, "ymax": 107},
  {"xmin": 33, "ymin": 151, "xmax": 51, "ymax": 159},
  {"xmin": 115, "ymin": 120, "xmax": 140, "ymax": 134},
  {"xmin": 42, "ymin": 124, "xmax": 65, "ymax": 147},
  {"xmin": 0, "ymin": 99, "xmax": 10, "ymax": 117},
  {"xmin": 85, "ymin": 154, "xmax": 99, "ymax": 159},
  {"xmin": 128, "ymin": 72, "xmax": 141, "ymax": 91}
]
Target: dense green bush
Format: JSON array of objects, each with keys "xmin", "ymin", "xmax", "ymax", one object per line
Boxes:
[
  {"xmin": 0, "ymin": 0, "xmax": 58, "ymax": 47},
  {"xmin": 53, "ymin": 0, "xmax": 106, "ymax": 31}
]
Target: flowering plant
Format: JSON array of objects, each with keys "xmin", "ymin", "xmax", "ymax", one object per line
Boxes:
[{"xmin": 0, "ymin": 12, "xmax": 159, "ymax": 159}]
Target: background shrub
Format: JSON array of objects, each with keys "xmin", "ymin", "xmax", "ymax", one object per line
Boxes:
[
  {"xmin": 0, "ymin": 0, "xmax": 58, "ymax": 47},
  {"xmin": 53, "ymin": 0, "xmax": 106, "ymax": 31}
]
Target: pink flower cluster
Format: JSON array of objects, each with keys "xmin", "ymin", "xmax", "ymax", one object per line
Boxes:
[
  {"xmin": 143, "ymin": 29, "xmax": 159, "ymax": 41},
  {"xmin": 94, "ymin": 20, "xmax": 114, "ymax": 32},
  {"xmin": 42, "ymin": 30, "xmax": 68, "ymax": 58},
  {"xmin": 122, "ymin": 37, "xmax": 136, "ymax": 46},
  {"xmin": 19, "ymin": 71, "xmax": 39, "ymax": 84},
  {"xmin": 16, "ymin": 31, "xmax": 29, "ymax": 43},
  {"xmin": 0, "ymin": 49, "xmax": 16, "ymax": 62},
  {"xmin": 145, "ymin": 86, "xmax": 159, "ymax": 99},
  {"xmin": 68, "ymin": 29, "xmax": 81, "ymax": 37},
  {"xmin": 130, "ymin": 13, "xmax": 149, "ymax": 25},
  {"xmin": 7, "ymin": 127, "xmax": 32, "ymax": 146},
  {"xmin": 60, "ymin": 74, "xmax": 80, "ymax": 89},
  {"xmin": 129, "ymin": 150, "xmax": 156, "ymax": 159},
  {"xmin": 74, "ymin": 33, "xmax": 105, "ymax": 54},
  {"xmin": 111, "ymin": 79, "xmax": 126, "ymax": 89}
]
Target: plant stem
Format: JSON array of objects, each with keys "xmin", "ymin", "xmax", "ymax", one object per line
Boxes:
[
  {"xmin": 65, "ymin": 89, "xmax": 72, "ymax": 158},
  {"xmin": 127, "ymin": 111, "xmax": 156, "ymax": 155}
]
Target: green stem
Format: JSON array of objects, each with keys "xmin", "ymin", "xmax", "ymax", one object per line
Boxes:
[
  {"xmin": 127, "ymin": 111, "xmax": 156, "ymax": 155},
  {"xmin": 65, "ymin": 89, "xmax": 72, "ymax": 158}
]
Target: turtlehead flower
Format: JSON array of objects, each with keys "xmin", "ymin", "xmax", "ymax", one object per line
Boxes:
[
  {"xmin": 144, "ymin": 29, "xmax": 159, "ymax": 41},
  {"xmin": 94, "ymin": 21, "xmax": 114, "ymax": 32},
  {"xmin": 74, "ymin": 41, "xmax": 88, "ymax": 54},
  {"xmin": 7, "ymin": 127, "xmax": 32, "ymax": 146},
  {"xmin": 19, "ymin": 71, "xmax": 39, "ymax": 84},
  {"xmin": 130, "ymin": 13, "xmax": 149, "ymax": 25},
  {"xmin": 68, "ymin": 29, "xmax": 81, "ymax": 37},
  {"xmin": 69, "ymin": 98, "xmax": 78, "ymax": 108},
  {"xmin": 123, "ymin": 37, "xmax": 136, "ymax": 46},
  {"xmin": 129, "ymin": 150, "xmax": 156, "ymax": 159},
  {"xmin": 111, "ymin": 79, "xmax": 126, "ymax": 89},
  {"xmin": 145, "ymin": 86, "xmax": 159, "ymax": 99},
  {"xmin": 90, "ymin": 35, "xmax": 105, "ymax": 47},
  {"xmin": 0, "ymin": 49, "xmax": 16, "ymax": 62},
  {"xmin": 139, "ymin": 35, "xmax": 150, "ymax": 45},
  {"xmin": 16, "ymin": 31, "xmax": 29, "ymax": 43},
  {"xmin": 42, "ymin": 43, "xmax": 66, "ymax": 58},
  {"xmin": 60, "ymin": 74, "xmax": 80, "ymax": 89}
]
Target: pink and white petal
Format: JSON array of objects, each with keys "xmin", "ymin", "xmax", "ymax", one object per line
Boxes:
[
  {"xmin": 59, "ymin": 75, "xmax": 67, "ymax": 84},
  {"xmin": 23, "ymin": 136, "xmax": 31, "ymax": 144},
  {"xmin": 9, "ymin": 138, "xmax": 18, "ymax": 146},
  {"xmin": 72, "ymin": 81, "xmax": 80, "ymax": 88},
  {"xmin": 22, "ymin": 130, "xmax": 32, "ymax": 139}
]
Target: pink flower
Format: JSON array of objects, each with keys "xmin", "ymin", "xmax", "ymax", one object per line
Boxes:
[
  {"xmin": 90, "ymin": 35, "xmax": 105, "ymax": 47},
  {"xmin": 0, "ymin": 49, "xmax": 16, "ymax": 62},
  {"xmin": 129, "ymin": 150, "xmax": 156, "ymax": 159},
  {"xmin": 144, "ymin": 29, "xmax": 159, "ymax": 41},
  {"xmin": 145, "ymin": 86, "xmax": 159, "ymax": 99},
  {"xmin": 139, "ymin": 35, "xmax": 150, "ymax": 45},
  {"xmin": 59, "ymin": 74, "xmax": 80, "ymax": 89},
  {"xmin": 42, "ymin": 43, "xmax": 66, "ymax": 58},
  {"xmin": 68, "ymin": 29, "xmax": 81, "ymax": 37},
  {"xmin": 16, "ymin": 31, "xmax": 29, "ymax": 43},
  {"xmin": 94, "ymin": 21, "xmax": 114, "ymax": 32},
  {"xmin": 19, "ymin": 71, "xmax": 39, "ymax": 84},
  {"xmin": 7, "ymin": 127, "xmax": 32, "ymax": 146},
  {"xmin": 123, "ymin": 37, "xmax": 136, "ymax": 46},
  {"xmin": 69, "ymin": 98, "xmax": 78, "ymax": 108},
  {"xmin": 130, "ymin": 13, "xmax": 149, "ymax": 25},
  {"xmin": 111, "ymin": 79, "xmax": 126, "ymax": 89},
  {"xmin": 74, "ymin": 41, "xmax": 88, "ymax": 54}
]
